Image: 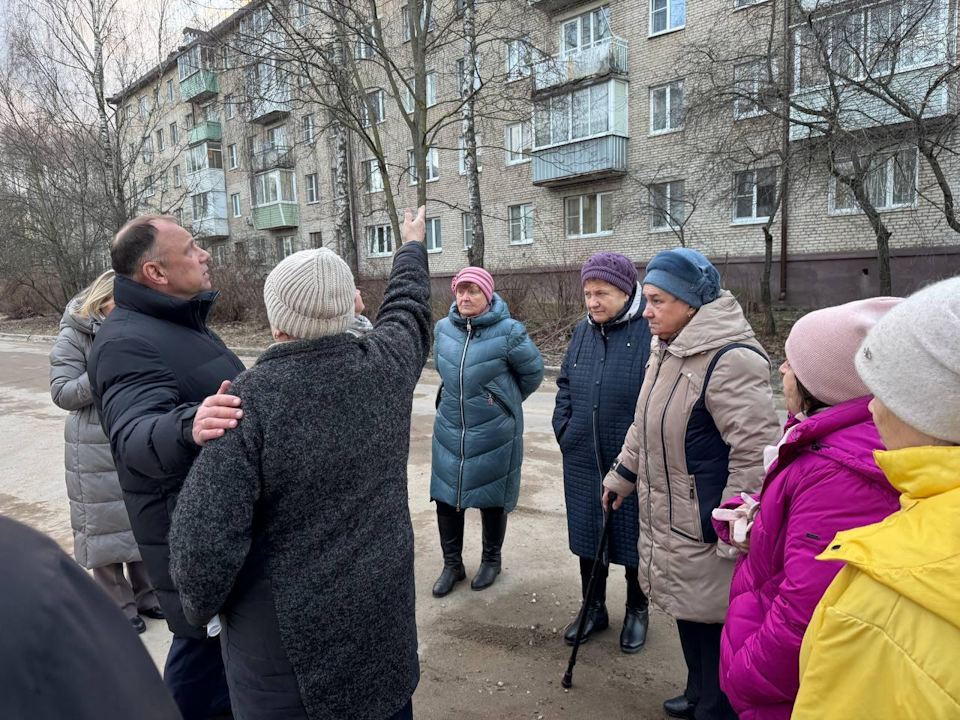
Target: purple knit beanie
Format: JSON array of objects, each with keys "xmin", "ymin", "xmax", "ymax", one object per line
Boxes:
[{"xmin": 581, "ymin": 252, "xmax": 638, "ymax": 296}]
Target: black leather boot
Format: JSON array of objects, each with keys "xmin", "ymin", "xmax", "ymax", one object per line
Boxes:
[
  {"xmin": 432, "ymin": 509, "xmax": 466, "ymax": 598},
  {"xmin": 663, "ymin": 695, "xmax": 696, "ymax": 719},
  {"xmin": 620, "ymin": 606, "xmax": 649, "ymax": 653},
  {"xmin": 471, "ymin": 510, "xmax": 507, "ymax": 590},
  {"xmin": 563, "ymin": 598, "xmax": 609, "ymax": 646}
]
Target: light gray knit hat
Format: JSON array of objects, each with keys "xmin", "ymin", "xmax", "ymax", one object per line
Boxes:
[
  {"xmin": 263, "ymin": 248, "xmax": 356, "ymax": 340},
  {"xmin": 855, "ymin": 276, "xmax": 960, "ymax": 444}
]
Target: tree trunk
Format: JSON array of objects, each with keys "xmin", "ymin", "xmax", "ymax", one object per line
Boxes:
[
  {"xmin": 334, "ymin": 124, "xmax": 357, "ymax": 273},
  {"xmin": 760, "ymin": 224, "xmax": 777, "ymax": 336},
  {"xmin": 849, "ymin": 180, "xmax": 894, "ymax": 295},
  {"xmin": 461, "ymin": 0, "xmax": 485, "ymax": 268}
]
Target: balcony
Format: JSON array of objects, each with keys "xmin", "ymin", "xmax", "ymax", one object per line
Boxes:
[
  {"xmin": 180, "ymin": 70, "xmax": 219, "ymax": 104},
  {"xmin": 529, "ymin": 0, "xmax": 586, "ymax": 13},
  {"xmin": 188, "ymin": 121, "xmax": 222, "ymax": 146},
  {"xmin": 532, "ymin": 134, "xmax": 628, "ymax": 187},
  {"xmin": 249, "ymin": 85, "xmax": 291, "ymax": 125},
  {"xmin": 192, "ymin": 216, "xmax": 229, "ymax": 239},
  {"xmin": 251, "ymin": 145, "xmax": 294, "ymax": 173},
  {"xmin": 253, "ymin": 203, "xmax": 299, "ymax": 230},
  {"xmin": 533, "ymin": 38, "xmax": 628, "ymax": 94}
]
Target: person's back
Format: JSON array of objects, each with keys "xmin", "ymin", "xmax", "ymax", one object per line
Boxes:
[{"xmin": 170, "ymin": 210, "xmax": 432, "ymax": 720}]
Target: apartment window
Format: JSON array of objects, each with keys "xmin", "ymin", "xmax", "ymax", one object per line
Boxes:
[
  {"xmin": 425, "ymin": 217, "xmax": 442, "ymax": 252},
  {"xmin": 505, "ymin": 121, "xmax": 531, "ymax": 164},
  {"xmin": 506, "ymin": 39, "xmax": 532, "ymax": 81},
  {"xmin": 733, "ymin": 61, "xmax": 769, "ymax": 119},
  {"xmin": 267, "ymin": 125, "xmax": 288, "ymax": 149},
  {"xmin": 565, "ymin": 192, "xmax": 613, "ymax": 237},
  {"xmin": 160, "ymin": 172, "xmax": 169, "ymax": 191},
  {"xmin": 175, "ymin": 208, "xmax": 183, "ymax": 226},
  {"xmin": 306, "ymin": 173, "xmax": 319, "ymax": 203},
  {"xmin": 231, "ymin": 193, "xmax": 241, "ymax": 217},
  {"xmin": 166, "ymin": 79, "xmax": 175, "ymax": 102},
  {"xmin": 170, "ymin": 122, "xmax": 179, "ymax": 144},
  {"xmin": 427, "ymin": 147, "xmax": 440, "ymax": 181},
  {"xmin": 463, "ymin": 213, "xmax": 474, "ymax": 249},
  {"xmin": 368, "ymin": 224, "xmax": 394, "ymax": 256},
  {"xmin": 534, "ymin": 79, "xmax": 627, "ymax": 148},
  {"xmin": 309, "ymin": 231, "xmax": 323, "ymax": 248},
  {"xmin": 403, "ymin": 79, "xmax": 415, "ymax": 113},
  {"xmin": 456, "ymin": 56, "xmax": 481, "ymax": 94},
  {"xmin": 650, "ymin": 81, "xmax": 684, "ymax": 134},
  {"xmin": 407, "ymin": 150, "xmax": 418, "ymax": 185},
  {"xmin": 125, "ymin": 105, "xmax": 135, "ymax": 122},
  {"xmin": 225, "ymin": 95, "xmax": 235, "ymax": 119},
  {"xmin": 425, "ymin": 72, "xmax": 437, "ymax": 107},
  {"xmin": 561, "ymin": 7, "xmax": 611, "ymax": 55},
  {"xmin": 277, "ymin": 236, "xmax": 295, "ymax": 259},
  {"xmin": 142, "ymin": 136, "xmax": 154, "ymax": 163},
  {"xmin": 303, "ymin": 114, "xmax": 315, "ymax": 143},
  {"xmin": 650, "ymin": 0, "xmax": 685, "ymax": 35},
  {"xmin": 156, "ymin": 129, "xmax": 165, "ymax": 151},
  {"xmin": 458, "ymin": 135, "xmax": 482, "ymax": 175},
  {"xmin": 186, "ymin": 142, "xmax": 223, "ymax": 173},
  {"xmin": 222, "ymin": 45, "xmax": 231, "ymax": 70},
  {"xmin": 178, "ymin": 45, "xmax": 216, "ymax": 81},
  {"xmin": 144, "ymin": 174, "xmax": 155, "ymax": 197},
  {"xmin": 139, "ymin": 96, "xmax": 149, "ymax": 118},
  {"xmin": 173, "ymin": 165, "xmax": 182, "ymax": 187},
  {"xmin": 214, "ymin": 244, "xmax": 227, "ymax": 265},
  {"xmin": 401, "ymin": 4, "xmax": 432, "ymax": 41},
  {"xmin": 509, "ymin": 204, "xmax": 534, "ymax": 244},
  {"xmin": 253, "ymin": 169, "xmax": 297, "ymax": 205},
  {"xmin": 192, "ymin": 192, "xmax": 211, "ymax": 220},
  {"xmin": 363, "ymin": 159, "xmax": 384, "ymax": 193},
  {"xmin": 650, "ymin": 180, "xmax": 686, "ymax": 230},
  {"xmin": 831, "ymin": 149, "xmax": 918, "ymax": 213},
  {"xmin": 296, "ymin": 0, "xmax": 309, "ymax": 26},
  {"xmin": 362, "ymin": 89, "xmax": 385, "ymax": 127},
  {"xmin": 331, "ymin": 167, "xmax": 340, "ymax": 196},
  {"xmin": 733, "ymin": 168, "xmax": 777, "ymax": 223},
  {"xmin": 356, "ymin": 23, "xmax": 376, "ymax": 59},
  {"xmin": 228, "ymin": 144, "xmax": 238, "ymax": 170}
]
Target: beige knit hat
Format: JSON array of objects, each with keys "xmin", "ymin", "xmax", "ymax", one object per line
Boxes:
[{"xmin": 263, "ymin": 248, "xmax": 356, "ymax": 340}]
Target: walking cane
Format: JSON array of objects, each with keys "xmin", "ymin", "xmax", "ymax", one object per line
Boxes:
[{"xmin": 561, "ymin": 493, "xmax": 616, "ymax": 689}]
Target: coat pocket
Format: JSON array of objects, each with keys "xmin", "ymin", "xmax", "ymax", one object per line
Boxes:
[{"xmin": 669, "ymin": 475, "xmax": 704, "ymax": 543}]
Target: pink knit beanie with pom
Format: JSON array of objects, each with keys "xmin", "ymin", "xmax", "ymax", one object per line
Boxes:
[
  {"xmin": 451, "ymin": 266, "xmax": 495, "ymax": 304},
  {"xmin": 785, "ymin": 297, "xmax": 902, "ymax": 407}
]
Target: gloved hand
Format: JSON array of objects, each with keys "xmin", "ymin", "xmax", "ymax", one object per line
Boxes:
[{"xmin": 711, "ymin": 493, "xmax": 760, "ymax": 554}]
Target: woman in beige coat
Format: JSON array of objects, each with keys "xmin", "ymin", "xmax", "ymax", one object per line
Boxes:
[{"xmin": 603, "ymin": 248, "xmax": 779, "ymax": 720}]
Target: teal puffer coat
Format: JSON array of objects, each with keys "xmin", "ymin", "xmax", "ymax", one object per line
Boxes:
[{"xmin": 431, "ymin": 294, "xmax": 544, "ymax": 512}]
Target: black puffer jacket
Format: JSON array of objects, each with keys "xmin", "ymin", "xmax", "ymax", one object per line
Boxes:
[{"xmin": 89, "ymin": 276, "xmax": 244, "ymax": 638}]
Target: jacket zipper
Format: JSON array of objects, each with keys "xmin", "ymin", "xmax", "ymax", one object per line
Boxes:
[
  {"xmin": 660, "ymin": 375, "xmax": 691, "ymax": 539},
  {"xmin": 489, "ymin": 392, "xmax": 510, "ymax": 415},
  {"xmin": 641, "ymin": 349, "xmax": 667, "ymax": 603},
  {"xmin": 593, "ymin": 327, "xmax": 608, "ymax": 481},
  {"xmin": 456, "ymin": 319, "xmax": 473, "ymax": 512}
]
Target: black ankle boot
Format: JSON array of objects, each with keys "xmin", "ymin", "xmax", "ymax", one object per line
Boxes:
[
  {"xmin": 471, "ymin": 510, "xmax": 507, "ymax": 590},
  {"xmin": 620, "ymin": 606, "xmax": 649, "ymax": 653},
  {"xmin": 433, "ymin": 510, "xmax": 466, "ymax": 598},
  {"xmin": 563, "ymin": 598, "xmax": 609, "ymax": 646}
]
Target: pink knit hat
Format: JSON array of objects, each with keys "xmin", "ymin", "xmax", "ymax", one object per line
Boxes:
[
  {"xmin": 451, "ymin": 266, "xmax": 494, "ymax": 304},
  {"xmin": 785, "ymin": 297, "xmax": 902, "ymax": 407}
]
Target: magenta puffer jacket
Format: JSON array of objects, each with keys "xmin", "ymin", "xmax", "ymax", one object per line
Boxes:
[{"xmin": 713, "ymin": 396, "xmax": 900, "ymax": 720}]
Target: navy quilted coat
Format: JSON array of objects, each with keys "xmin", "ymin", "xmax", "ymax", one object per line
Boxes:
[
  {"xmin": 553, "ymin": 286, "xmax": 650, "ymax": 566},
  {"xmin": 431, "ymin": 294, "xmax": 544, "ymax": 512}
]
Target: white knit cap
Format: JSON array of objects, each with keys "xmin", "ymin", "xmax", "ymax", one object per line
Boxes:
[
  {"xmin": 855, "ymin": 277, "xmax": 960, "ymax": 444},
  {"xmin": 263, "ymin": 248, "xmax": 356, "ymax": 340}
]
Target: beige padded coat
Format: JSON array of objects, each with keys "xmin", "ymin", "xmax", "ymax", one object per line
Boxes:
[{"xmin": 603, "ymin": 291, "xmax": 780, "ymax": 623}]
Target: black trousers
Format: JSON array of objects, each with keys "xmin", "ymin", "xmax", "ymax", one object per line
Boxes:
[
  {"xmin": 164, "ymin": 635, "xmax": 232, "ymax": 720},
  {"xmin": 675, "ymin": 620, "xmax": 738, "ymax": 720},
  {"xmin": 577, "ymin": 557, "xmax": 648, "ymax": 610},
  {"xmin": 435, "ymin": 500, "xmax": 503, "ymax": 518}
]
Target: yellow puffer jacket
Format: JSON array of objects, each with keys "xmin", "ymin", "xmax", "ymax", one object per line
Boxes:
[{"xmin": 794, "ymin": 446, "xmax": 960, "ymax": 719}]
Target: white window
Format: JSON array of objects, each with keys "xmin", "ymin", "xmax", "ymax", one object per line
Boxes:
[
  {"xmin": 277, "ymin": 236, "xmax": 295, "ymax": 259},
  {"xmin": 534, "ymin": 79, "xmax": 627, "ymax": 148},
  {"xmin": 173, "ymin": 165, "xmax": 181, "ymax": 187},
  {"xmin": 362, "ymin": 89, "xmax": 385, "ymax": 127},
  {"xmin": 192, "ymin": 192, "xmax": 211, "ymax": 220},
  {"xmin": 356, "ymin": 23, "xmax": 376, "ymax": 59},
  {"xmin": 650, "ymin": 80, "xmax": 684, "ymax": 134},
  {"xmin": 295, "ymin": 0, "xmax": 308, "ymax": 26},
  {"xmin": 463, "ymin": 213, "xmax": 474, "ymax": 249},
  {"xmin": 565, "ymin": 192, "xmax": 613, "ymax": 237},
  {"xmin": 733, "ymin": 62, "xmax": 769, "ymax": 119},
  {"xmin": 156, "ymin": 129, "xmax": 164, "ymax": 151},
  {"xmin": 166, "ymin": 79, "xmax": 174, "ymax": 102},
  {"xmin": 175, "ymin": 208, "xmax": 183, "ymax": 226},
  {"xmin": 427, "ymin": 147, "xmax": 440, "ymax": 181},
  {"xmin": 458, "ymin": 135, "xmax": 482, "ymax": 175},
  {"xmin": 505, "ymin": 121, "xmax": 531, "ymax": 164},
  {"xmin": 231, "ymin": 193, "xmax": 241, "ymax": 217},
  {"xmin": 425, "ymin": 217, "xmax": 442, "ymax": 252},
  {"xmin": 310, "ymin": 231, "xmax": 323, "ymax": 248},
  {"xmin": 253, "ymin": 169, "xmax": 297, "ymax": 206},
  {"xmin": 363, "ymin": 159, "xmax": 383, "ymax": 193},
  {"xmin": 401, "ymin": 4, "xmax": 432, "ymax": 41},
  {"xmin": 830, "ymin": 149, "xmax": 918, "ymax": 213},
  {"xmin": 303, "ymin": 114, "xmax": 315, "ymax": 143},
  {"xmin": 456, "ymin": 57, "xmax": 481, "ymax": 95},
  {"xmin": 509, "ymin": 204, "xmax": 534, "ymax": 244},
  {"xmin": 144, "ymin": 174, "xmax": 155, "ymax": 197},
  {"xmin": 506, "ymin": 39, "xmax": 532, "ymax": 81},
  {"xmin": 222, "ymin": 45, "xmax": 231, "ymax": 70},
  {"xmin": 170, "ymin": 122, "xmax": 179, "ymax": 144},
  {"xmin": 160, "ymin": 173, "xmax": 169, "ymax": 192},
  {"xmin": 228, "ymin": 144, "xmax": 238, "ymax": 170},
  {"xmin": 267, "ymin": 125, "xmax": 287, "ymax": 149},
  {"xmin": 650, "ymin": 0, "xmax": 685, "ymax": 35},
  {"xmin": 561, "ymin": 7, "xmax": 611, "ymax": 55},
  {"xmin": 403, "ymin": 79, "xmax": 415, "ymax": 113},
  {"xmin": 306, "ymin": 173, "xmax": 319, "ymax": 203},
  {"xmin": 733, "ymin": 168, "xmax": 777, "ymax": 223},
  {"xmin": 142, "ymin": 136, "xmax": 154, "ymax": 163},
  {"xmin": 367, "ymin": 224, "xmax": 394, "ymax": 256},
  {"xmin": 225, "ymin": 95, "xmax": 235, "ymax": 119},
  {"xmin": 650, "ymin": 180, "xmax": 686, "ymax": 230},
  {"xmin": 214, "ymin": 245, "xmax": 227, "ymax": 265},
  {"xmin": 139, "ymin": 96, "xmax": 150, "ymax": 118},
  {"xmin": 185, "ymin": 142, "xmax": 223, "ymax": 173},
  {"xmin": 426, "ymin": 72, "xmax": 437, "ymax": 107}
]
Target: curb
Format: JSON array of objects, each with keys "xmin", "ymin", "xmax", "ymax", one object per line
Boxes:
[{"xmin": 0, "ymin": 333, "xmax": 562, "ymax": 379}]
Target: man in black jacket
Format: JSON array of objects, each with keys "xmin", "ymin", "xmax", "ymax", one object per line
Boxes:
[{"xmin": 89, "ymin": 214, "xmax": 244, "ymax": 719}]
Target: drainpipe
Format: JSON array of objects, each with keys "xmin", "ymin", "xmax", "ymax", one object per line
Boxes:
[{"xmin": 779, "ymin": 0, "xmax": 792, "ymax": 302}]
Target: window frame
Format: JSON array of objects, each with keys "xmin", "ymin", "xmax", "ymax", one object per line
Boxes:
[
  {"xmin": 228, "ymin": 144, "xmax": 238, "ymax": 170},
  {"xmin": 732, "ymin": 167, "xmax": 778, "ymax": 224},
  {"xmin": 367, "ymin": 223, "xmax": 394, "ymax": 257},
  {"xmin": 649, "ymin": 0, "xmax": 685, "ymax": 37},
  {"xmin": 649, "ymin": 80, "xmax": 684, "ymax": 135},
  {"xmin": 505, "ymin": 121, "xmax": 532, "ymax": 165},
  {"xmin": 649, "ymin": 179, "xmax": 686, "ymax": 231},
  {"xmin": 302, "ymin": 114, "xmax": 315, "ymax": 143},
  {"xmin": 363, "ymin": 158, "xmax": 384, "ymax": 193},
  {"xmin": 362, "ymin": 89, "xmax": 385, "ymax": 127},
  {"xmin": 508, "ymin": 203, "xmax": 534, "ymax": 244},
  {"xmin": 170, "ymin": 122, "xmax": 179, "ymax": 145},
  {"xmin": 561, "ymin": 7, "xmax": 612, "ymax": 56},
  {"xmin": 458, "ymin": 134, "xmax": 482, "ymax": 175},
  {"xmin": 425, "ymin": 216, "xmax": 442, "ymax": 253},
  {"xmin": 506, "ymin": 38, "xmax": 532, "ymax": 82},
  {"xmin": 828, "ymin": 148, "xmax": 919, "ymax": 215},
  {"xmin": 306, "ymin": 172, "xmax": 320, "ymax": 203},
  {"xmin": 462, "ymin": 212, "xmax": 474, "ymax": 250},
  {"xmin": 565, "ymin": 192, "xmax": 613, "ymax": 238},
  {"xmin": 231, "ymin": 193, "xmax": 241, "ymax": 218},
  {"xmin": 532, "ymin": 78, "xmax": 628, "ymax": 150}
]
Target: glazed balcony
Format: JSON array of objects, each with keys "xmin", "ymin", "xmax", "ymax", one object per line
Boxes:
[
  {"xmin": 533, "ymin": 37, "xmax": 628, "ymax": 94},
  {"xmin": 250, "ymin": 145, "xmax": 294, "ymax": 173}
]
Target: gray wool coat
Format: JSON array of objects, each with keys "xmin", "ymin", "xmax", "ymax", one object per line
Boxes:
[{"xmin": 49, "ymin": 302, "xmax": 140, "ymax": 569}]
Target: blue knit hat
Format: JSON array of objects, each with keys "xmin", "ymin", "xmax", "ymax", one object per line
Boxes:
[
  {"xmin": 643, "ymin": 248, "xmax": 721, "ymax": 309},
  {"xmin": 581, "ymin": 252, "xmax": 638, "ymax": 297}
]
